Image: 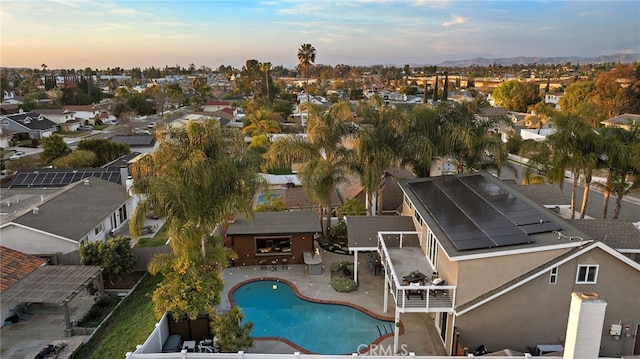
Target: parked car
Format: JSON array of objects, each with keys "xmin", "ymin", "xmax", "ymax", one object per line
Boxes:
[
  {"xmin": 9, "ymin": 151, "xmax": 28, "ymax": 160},
  {"xmin": 134, "ymin": 128, "xmax": 152, "ymax": 135},
  {"xmin": 78, "ymin": 125, "xmax": 94, "ymax": 131},
  {"xmin": 147, "ymin": 122, "xmax": 156, "ymax": 129}
]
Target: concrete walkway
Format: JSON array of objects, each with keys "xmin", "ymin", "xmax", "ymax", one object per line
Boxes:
[{"xmin": 219, "ymin": 248, "xmax": 447, "ymax": 356}]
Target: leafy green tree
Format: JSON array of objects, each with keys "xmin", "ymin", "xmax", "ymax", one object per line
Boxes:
[
  {"xmin": 77, "ymin": 139, "xmax": 130, "ymax": 167},
  {"xmin": 337, "ymin": 198, "xmax": 366, "ymax": 216},
  {"xmin": 165, "ymin": 83, "xmax": 186, "ymax": 106},
  {"xmin": 592, "ymin": 64, "xmax": 636, "ymax": 118},
  {"xmin": 559, "ymin": 80, "xmax": 595, "ymax": 114},
  {"xmin": 298, "ymin": 43, "xmax": 316, "ymax": 123},
  {"xmin": 53, "ymin": 150, "xmax": 97, "ymax": 168},
  {"xmin": 266, "ymin": 101, "xmax": 353, "ymax": 233},
  {"xmin": 190, "ymin": 76, "xmax": 210, "ymax": 111},
  {"xmin": 79, "ymin": 236, "xmax": 136, "ymax": 283},
  {"xmin": 271, "ymin": 98, "xmax": 293, "ymax": 120},
  {"xmin": 127, "ymin": 92, "xmax": 156, "ymax": 116},
  {"xmin": 149, "ymin": 239, "xmax": 229, "ymax": 320},
  {"xmin": 492, "ymin": 80, "xmax": 539, "ymax": 112},
  {"xmin": 6, "ymin": 156, "xmax": 41, "ymax": 172},
  {"xmin": 211, "ymin": 307, "xmax": 253, "ymax": 352},
  {"xmin": 41, "ymin": 134, "xmax": 70, "ymax": 164}
]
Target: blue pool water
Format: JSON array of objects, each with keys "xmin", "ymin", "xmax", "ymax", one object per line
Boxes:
[
  {"xmin": 232, "ymin": 280, "xmax": 393, "ymax": 354},
  {"xmin": 256, "ymin": 190, "xmax": 285, "ymax": 205}
]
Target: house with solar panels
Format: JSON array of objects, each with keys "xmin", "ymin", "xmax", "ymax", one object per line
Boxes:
[
  {"xmin": 347, "ymin": 172, "xmax": 640, "ymax": 357},
  {"xmin": 0, "ymin": 176, "xmax": 133, "ymax": 255}
]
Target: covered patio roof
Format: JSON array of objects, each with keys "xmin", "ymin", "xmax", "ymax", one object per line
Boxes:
[
  {"xmin": 1, "ymin": 265, "xmax": 102, "ymax": 305},
  {"xmin": 1, "ymin": 265, "xmax": 103, "ymax": 331},
  {"xmin": 346, "ymin": 215, "xmax": 418, "ymax": 250}
]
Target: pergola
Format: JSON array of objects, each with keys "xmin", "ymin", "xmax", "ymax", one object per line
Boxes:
[{"xmin": 1, "ymin": 265, "xmax": 104, "ymax": 331}]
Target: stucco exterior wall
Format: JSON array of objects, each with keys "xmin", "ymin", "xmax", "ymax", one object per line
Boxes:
[
  {"xmin": 455, "ymin": 248, "xmax": 568, "ymax": 304},
  {"xmin": 0, "ymin": 225, "xmax": 77, "ymax": 254},
  {"xmin": 454, "ymin": 247, "xmax": 640, "ymax": 357}
]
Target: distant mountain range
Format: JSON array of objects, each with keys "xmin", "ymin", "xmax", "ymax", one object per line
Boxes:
[{"xmin": 435, "ymin": 53, "xmax": 640, "ymax": 67}]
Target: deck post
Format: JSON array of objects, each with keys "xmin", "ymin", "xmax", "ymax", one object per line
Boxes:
[
  {"xmin": 353, "ymin": 250, "xmax": 359, "ymax": 283},
  {"xmin": 394, "ymin": 308, "xmax": 400, "ymax": 353},
  {"xmin": 383, "ymin": 269, "xmax": 389, "ymax": 313}
]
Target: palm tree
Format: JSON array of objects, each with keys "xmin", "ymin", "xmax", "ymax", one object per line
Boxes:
[
  {"xmin": 398, "ymin": 105, "xmax": 439, "ymax": 177},
  {"xmin": 130, "ymin": 120, "xmax": 260, "ymax": 257},
  {"xmin": 297, "ymin": 43, "xmax": 316, "ymax": 125},
  {"xmin": 260, "ymin": 62, "xmax": 272, "ymax": 103},
  {"xmin": 438, "ymin": 101, "xmax": 512, "ymax": 175},
  {"xmin": 265, "ymin": 101, "xmax": 353, "ymax": 234},
  {"xmin": 596, "ymin": 127, "xmax": 640, "ymax": 218},
  {"xmin": 242, "ymin": 109, "xmax": 281, "ymax": 137},
  {"xmin": 352, "ymin": 98, "xmax": 403, "ymax": 215}
]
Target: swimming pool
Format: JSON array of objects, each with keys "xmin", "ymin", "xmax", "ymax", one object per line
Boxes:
[
  {"xmin": 255, "ymin": 190, "xmax": 285, "ymax": 205},
  {"xmin": 231, "ymin": 280, "xmax": 394, "ymax": 354}
]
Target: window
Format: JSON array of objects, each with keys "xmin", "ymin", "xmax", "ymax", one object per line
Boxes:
[
  {"xmin": 576, "ymin": 265, "xmax": 598, "ymax": 284},
  {"xmin": 549, "ymin": 267, "xmax": 558, "ymax": 284},
  {"xmin": 94, "ymin": 223, "xmax": 104, "ymax": 235},
  {"xmin": 256, "ymin": 236, "xmax": 292, "ymax": 255},
  {"xmin": 405, "ymin": 195, "xmax": 412, "ymax": 210},
  {"xmin": 414, "ymin": 211, "xmax": 423, "ymax": 227}
]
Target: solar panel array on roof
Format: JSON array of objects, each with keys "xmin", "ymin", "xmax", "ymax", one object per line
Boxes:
[
  {"xmin": 8, "ymin": 168, "xmax": 121, "ymax": 188},
  {"xmin": 409, "ymin": 175, "xmax": 561, "ymax": 251}
]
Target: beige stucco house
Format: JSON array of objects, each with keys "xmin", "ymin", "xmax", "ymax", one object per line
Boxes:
[{"xmin": 348, "ymin": 172, "xmax": 640, "ymax": 357}]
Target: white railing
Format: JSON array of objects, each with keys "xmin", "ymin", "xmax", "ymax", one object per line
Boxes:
[{"xmin": 377, "ymin": 232, "xmax": 455, "ymax": 313}]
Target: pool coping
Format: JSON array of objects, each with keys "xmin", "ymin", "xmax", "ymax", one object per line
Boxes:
[{"xmin": 228, "ymin": 277, "xmax": 405, "ymax": 355}]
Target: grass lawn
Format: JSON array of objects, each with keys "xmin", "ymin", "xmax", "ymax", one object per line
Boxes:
[
  {"xmin": 70, "ymin": 273, "xmax": 162, "ymax": 359},
  {"xmin": 136, "ymin": 223, "xmax": 168, "ymax": 247}
]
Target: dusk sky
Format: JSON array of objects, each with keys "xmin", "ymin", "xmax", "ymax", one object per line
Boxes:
[{"xmin": 1, "ymin": 0, "xmax": 639, "ymax": 70}]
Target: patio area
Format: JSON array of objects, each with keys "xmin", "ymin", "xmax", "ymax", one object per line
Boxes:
[
  {"xmin": 1, "ymin": 291, "xmax": 96, "ymax": 359},
  {"xmin": 219, "ymin": 248, "xmax": 447, "ymax": 356}
]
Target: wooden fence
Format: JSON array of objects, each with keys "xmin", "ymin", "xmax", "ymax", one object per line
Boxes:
[{"xmin": 41, "ymin": 245, "xmax": 172, "ymax": 271}]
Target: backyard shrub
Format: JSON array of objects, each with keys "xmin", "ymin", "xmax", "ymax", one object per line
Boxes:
[
  {"xmin": 330, "ymin": 262, "xmax": 343, "ymax": 273},
  {"xmin": 330, "ymin": 277, "xmax": 357, "ymax": 293}
]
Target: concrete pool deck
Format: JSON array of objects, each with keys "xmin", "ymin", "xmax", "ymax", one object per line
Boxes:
[{"xmin": 219, "ymin": 248, "xmax": 447, "ymax": 356}]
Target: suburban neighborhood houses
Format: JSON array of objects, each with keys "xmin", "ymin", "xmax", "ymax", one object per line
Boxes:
[{"xmin": 2, "ymin": 44, "xmax": 640, "ymax": 359}]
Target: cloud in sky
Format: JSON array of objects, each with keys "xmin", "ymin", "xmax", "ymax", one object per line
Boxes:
[
  {"xmin": 1, "ymin": 0, "xmax": 638, "ymax": 69},
  {"xmin": 442, "ymin": 15, "xmax": 469, "ymax": 27}
]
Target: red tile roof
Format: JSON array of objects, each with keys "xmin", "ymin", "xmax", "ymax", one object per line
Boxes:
[
  {"xmin": 204, "ymin": 100, "xmax": 231, "ymax": 106},
  {"xmin": 0, "ymin": 246, "xmax": 46, "ymax": 292}
]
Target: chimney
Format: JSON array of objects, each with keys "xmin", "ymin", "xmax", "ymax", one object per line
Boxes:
[
  {"xmin": 32, "ymin": 207, "xmax": 39, "ymax": 215},
  {"xmin": 84, "ymin": 179, "xmax": 90, "ymax": 186},
  {"xmin": 563, "ymin": 292, "xmax": 607, "ymax": 359}
]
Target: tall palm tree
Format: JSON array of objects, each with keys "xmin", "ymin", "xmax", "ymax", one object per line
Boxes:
[
  {"xmin": 265, "ymin": 101, "xmax": 353, "ymax": 233},
  {"xmin": 130, "ymin": 120, "xmax": 260, "ymax": 257},
  {"xmin": 352, "ymin": 98, "xmax": 403, "ymax": 215},
  {"xmin": 438, "ymin": 101, "xmax": 512, "ymax": 175},
  {"xmin": 297, "ymin": 43, "xmax": 316, "ymax": 125},
  {"xmin": 260, "ymin": 62, "xmax": 272, "ymax": 104},
  {"xmin": 596, "ymin": 126, "xmax": 640, "ymax": 218},
  {"xmin": 398, "ymin": 105, "xmax": 439, "ymax": 177}
]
